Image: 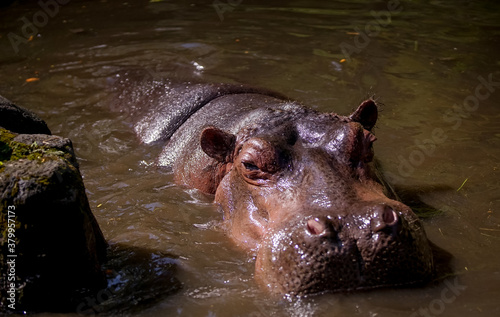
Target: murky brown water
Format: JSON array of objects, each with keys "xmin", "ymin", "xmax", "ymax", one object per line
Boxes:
[{"xmin": 1, "ymin": 0, "xmax": 500, "ymax": 316}]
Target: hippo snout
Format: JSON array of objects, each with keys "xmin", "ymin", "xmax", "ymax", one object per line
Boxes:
[
  {"xmin": 306, "ymin": 204, "xmax": 399, "ymax": 237},
  {"xmin": 255, "ymin": 204, "xmax": 434, "ymax": 296}
]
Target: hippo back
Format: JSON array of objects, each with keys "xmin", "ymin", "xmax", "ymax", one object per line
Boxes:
[{"xmin": 111, "ymin": 78, "xmax": 288, "ymax": 145}]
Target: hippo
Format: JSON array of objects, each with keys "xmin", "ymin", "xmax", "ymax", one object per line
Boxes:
[{"xmin": 113, "ymin": 78, "xmax": 434, "ymax": 296}]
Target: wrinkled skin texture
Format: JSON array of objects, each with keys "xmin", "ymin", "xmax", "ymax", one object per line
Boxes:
[{"xmin": 118, "ymin": 80, "xmax": 434, "ymax": 296}]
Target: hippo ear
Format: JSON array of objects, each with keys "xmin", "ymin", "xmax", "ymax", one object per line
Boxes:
[
  {"xmin": 349, "ymin": 99, "xmax": 378, "ymax": 131},
  {"xmin": 200, "ymin": 127, "xmax": 236, "ymax": 162}
]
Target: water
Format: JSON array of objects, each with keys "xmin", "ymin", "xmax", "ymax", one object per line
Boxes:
[{"xmin": 1, "ymin": 0, "xmax": 500, "ymax": 316}]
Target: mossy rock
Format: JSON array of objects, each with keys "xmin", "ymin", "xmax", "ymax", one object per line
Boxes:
[
  {"xmin": 0, "ymin": 129, "xmax": 107, "ymax": 313},
  {"xmin": 0, "ymin": 128, "xmax": 77, "ymax": 167},
  {"xmin": 0, "ymin": 95, "xmax": 51, "ymax": 135}
]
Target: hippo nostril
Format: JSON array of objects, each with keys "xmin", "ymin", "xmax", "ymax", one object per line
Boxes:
[
  {"xmin": 307, "ymin": 218, "xmax": 326, "ymax": 235},
  {"xmin": 371, "ymin": 205, "xmax": 398, "ymax": 232},
  {"xmin": 382, "ymin": 207, "xmax": 398, "ymax": 226}
]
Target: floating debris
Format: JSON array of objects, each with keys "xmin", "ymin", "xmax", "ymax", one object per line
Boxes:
[{"xmin": 456, "ymin": 178, "xmax": 469, "ymax": 192}]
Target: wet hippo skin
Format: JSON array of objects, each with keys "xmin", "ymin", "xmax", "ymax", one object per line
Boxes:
[{"xmin": 115, "ymin": 79, "xmax": 435, "ymax": 296}]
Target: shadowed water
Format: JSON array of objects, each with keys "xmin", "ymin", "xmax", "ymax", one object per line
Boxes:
[{"xmin": 1, "ymin": 0, "xmax": 499, "ymax": 316}]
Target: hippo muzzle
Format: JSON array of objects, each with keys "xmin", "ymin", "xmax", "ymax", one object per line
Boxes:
[{"xmin": 255, "ymin": 202, "xmax": 434, "ymax": 295}]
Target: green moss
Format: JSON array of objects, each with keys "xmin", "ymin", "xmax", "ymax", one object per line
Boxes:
[
  {"xmin": 36, "ymin": 177, "xmax": 52, "ymax": 186},
  {"xmin": 0, "ymin": 128, "xmax": 69, "ymax": 164},
  {"xmin": 9, "ymin": 141, "xmax": 43, "ymax": 161},
  {"xmin": 0, "ymin": 128, "xmax": 16, "ymax": 143},
  {"xmin": 10, "ymin": 180, "xmax": 19, "ymax": 197},
  {"xmin": 0, "ymin": 129, "xmax": 15, "ymax": 162}
]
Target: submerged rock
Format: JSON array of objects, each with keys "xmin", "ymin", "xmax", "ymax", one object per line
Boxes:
[
  {"xmin": 0, "ymin": 95, "xmax": 51, "ymax": 135},
  {"xmin": 0, "ymin": 100, "xmax": 108, "ymax": 312}
]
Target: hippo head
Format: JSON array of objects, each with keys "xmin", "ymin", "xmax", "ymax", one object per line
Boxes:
[{"xmin": 200, "ymin": 100, "xmax": 434, "ymax": 295}]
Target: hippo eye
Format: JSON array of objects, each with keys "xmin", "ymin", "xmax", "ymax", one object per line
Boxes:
[
  {"xmin": 238, "ymin": 138, "xmax": 286, "ymax": 185},
  {"xmin": 241, "ymin": 159, "xmax": 273, "ymax": 185},
  {"xmin": 243, "ymin": 162, "xmax": 260, "ymax": 171}
]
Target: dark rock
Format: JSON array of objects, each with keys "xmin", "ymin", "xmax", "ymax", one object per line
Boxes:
[
  {"xmin": 0, "ymin": 0, "xmax": 16, "ymax": 8},
  {"xmin": 76, "ymin": 243, "xmax": 181, "ymax": 315},
  {"xmin": 0, "ymin": 95, "xmax": 51, "ymax": 135},
  {"xmin": 0, "ymin": 128, "xmax": 108, "ymax": 313}
]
